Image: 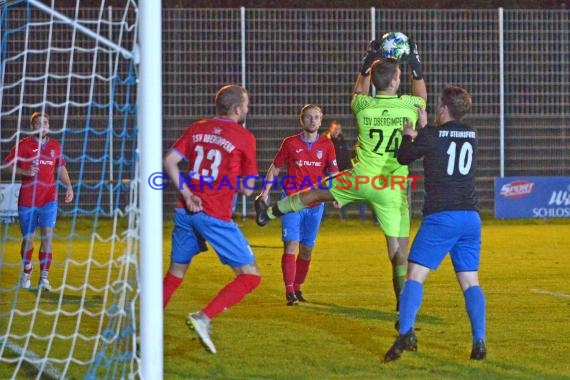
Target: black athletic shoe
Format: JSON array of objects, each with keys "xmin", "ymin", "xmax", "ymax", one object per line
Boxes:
[
  {"xmin": 395, "ymin": 302, "xmax": 400, "ymax": 332},
  {"xmin": 384, "ymin": 329, "xmax": 418, "ymax": 362},
  {"xmin": 254, "ymin": 195, "xmax": 269, "ymax": 227},
  {"xmin": 286, "ymin": 292, "xmax": 299, "ymax": 306},
  {"xmin": 294, "ymin": 290, "xmax": 306, "ymax": 302},
  {"xmin": 470, "ymin": 339, "xmax": 487, "ymax": 360}
]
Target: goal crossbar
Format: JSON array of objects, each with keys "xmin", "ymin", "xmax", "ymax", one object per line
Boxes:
[{"xmin": 28, "ymin": 0, "xmax": 134, "ymax": 60}]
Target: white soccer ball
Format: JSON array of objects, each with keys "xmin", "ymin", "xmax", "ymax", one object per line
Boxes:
[{"xmin": 380, "ymin": 32, "xmax": 411, "ymax": 62}]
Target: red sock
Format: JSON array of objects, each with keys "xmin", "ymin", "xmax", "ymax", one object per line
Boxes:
[
  {"xmin": 39, "ymin": 251, "xmax": 52, "ymax": 274},
  {"xmin": 281, "ymin": 253, "xmax": 296, "ymax": 293},
  {"xmin": 163, "ymin": 272, "xmax": 183, "ymax": 308},
  {"xmin": 202, "ymin": 274, "xmax": 261, "ymax": 319},
  {"xmin": 294, "ymin": 257, "xmax": 311, "ymax": 292},
  {"xmin": 22, "ymin": 249, "xmax": 33, "ymax": 273}
]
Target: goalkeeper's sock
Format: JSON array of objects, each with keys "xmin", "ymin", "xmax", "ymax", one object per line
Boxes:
[
  {"xmin": 293, "ymin": 257, "xmax": 311, "ymax": 292},
  {"xmin": 398, "ymin": 280, "xmax": 423, "ymax": 335},
  {"xmin": 281, "ymin": 253, "xmax": 296, "ymax": 293},
  {"xmin": 163, "ymin": 272, "xmax": 183, "ymax": 308},
  {"xmin": 21, "ymin": 249, "xmax": 33, "ymax": 274},
  {"xmin": 39, "ymin": 251, "xmax": 52, "ymax": 274},
  {"xmin": 203, "ymin": 274, "xmax": 261, "ymax": 319},
  {"xmin": 268, "ymin": 193, "xmax": 306, "ymax": 219},
  {"xmin": 464, "ymin": 285, "xmax": 486, "ymax": 343},
  {"xmin": 267, "ymin": 205, "xmax": 282, "ymax": 220},
  {"xmin": 392, "ymin": 264, "xmax": 407, "ymax": 308}
]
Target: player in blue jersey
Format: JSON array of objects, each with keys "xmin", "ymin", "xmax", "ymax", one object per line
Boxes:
[{"xmin": 384, "ymin": 86, "xmax": 486, "ymax": 362}]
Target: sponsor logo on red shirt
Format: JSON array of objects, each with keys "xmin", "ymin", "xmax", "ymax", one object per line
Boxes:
[{"xmin": 500, "ymin": 181, "xmax": 534, "ymax": 199}]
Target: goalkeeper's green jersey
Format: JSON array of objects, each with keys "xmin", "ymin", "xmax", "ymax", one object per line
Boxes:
[{"xmin": 351, "ymin": 93, "xmax": 426, "ymax": 177}]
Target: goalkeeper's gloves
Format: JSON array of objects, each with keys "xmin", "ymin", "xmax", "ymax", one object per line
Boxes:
[
  {"xmin": 403, "ymin": 40, "xmax": 423, "ymax": 80},
  {"xmin": 359, "ymin": 39, "xmax": 382, "ymax": 76}
]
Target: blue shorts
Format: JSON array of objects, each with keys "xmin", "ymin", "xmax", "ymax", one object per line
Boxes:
[
  {"xmin": 408, "ymin": 211, "xmax": 482, "ymax": 272},
  {"xmin": 18, "ymin": 201, "xmax": 58, "ymax": 238},
  {"xmin": 280, "ymin": 203, "xmax": 324, "ymax": 248},
  {"xmin": 171, "ymin": 208, "xmax": 255, "ymax": 268}
]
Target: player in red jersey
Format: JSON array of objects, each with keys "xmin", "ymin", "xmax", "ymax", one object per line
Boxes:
[
  {"xmin": 162, "ymin": 84, "xmax": 260, "ymax": 354},
  {"xmin": 4, "ymin": 112, "xmax": 74, "ymax": 291},
  {"xmin": 257, "ymin": 104, "xmax": 338, "ymax": 305}
]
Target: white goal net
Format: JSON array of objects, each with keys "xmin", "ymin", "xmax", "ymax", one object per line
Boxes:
[{"xmin": 0, "ymin": 1, "xmax": 143, "ymax": 378}]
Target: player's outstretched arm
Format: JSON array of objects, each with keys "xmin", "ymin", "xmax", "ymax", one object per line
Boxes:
[
  {"xmin": 353, "ymin": 74, "xmax": 372, "ymax": 97},
  {"xmin": 239, "ymin": 177, "xmax": 256, "ymax": 197},
  {"xmin": 353, "ymin": 39, "xmax": 381, "ymax": 97},
  {"xmin": 257, "ymin": 164, "xmax": 280, "ymax": 202},
  {"xmin": 397, "ymin": 108, "xmax": 429, "ymax": 165},
  {"xmin": 403, "ymin": 40, "xmax": 427, "ymax": 101},
  {"xmin": 411, "ymin": 76, "xmax": 427, "ymax": 102}
]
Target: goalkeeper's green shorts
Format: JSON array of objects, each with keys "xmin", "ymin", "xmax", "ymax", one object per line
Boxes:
[{"xmin": 327, "ymin": 167, "xmax": 410, "ymax": 237}]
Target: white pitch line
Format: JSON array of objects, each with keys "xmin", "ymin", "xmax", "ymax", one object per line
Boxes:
[
  {"xmin": 530, "ymin": 288, "xmax": 570, "ymax": 298},
  {"xmin": 0, "ymin": 338, "xmax": 64, "ymax": 379}
]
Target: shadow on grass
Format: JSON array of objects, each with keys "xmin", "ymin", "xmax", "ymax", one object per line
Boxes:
[
  {"xmin": 407, "ymin": 350, "xmax": 569, "ymax": 380},
  {"xmin": 250, "ymin": 244, "xmax": 282, "ymax": 249},
  {"xmin": 302, "ymin": 301, "xmax": 443, "ymax": 326},
  {"xmin": 24, "ymin": 288, "xmax": 104, "ymax": 308}
]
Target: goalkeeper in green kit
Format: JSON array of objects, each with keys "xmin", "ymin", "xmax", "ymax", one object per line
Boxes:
[{"xmin": 255, "ymin": 37, "xmax": 427, "ymax": 325}]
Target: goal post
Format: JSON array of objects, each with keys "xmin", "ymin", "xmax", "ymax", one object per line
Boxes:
[
  {"xmin": 0, "ymin": 0, "xmax": 163, "ymax": 378},
  {"xmin": 138, "ymin": 0, "xmax": 163, "ymax": 379}
]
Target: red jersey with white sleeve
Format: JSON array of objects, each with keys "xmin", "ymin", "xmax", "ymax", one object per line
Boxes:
[
  {"xmin": 171, "ymin": 118, "xmax": 258, "ymax": 221},
  {"xmin": 4, "ymin": 136, "xmax": 66, "ymax": 207},
  {"xmin": 273, "ymin": 133, "xmax": 338, "ymax": 198}
]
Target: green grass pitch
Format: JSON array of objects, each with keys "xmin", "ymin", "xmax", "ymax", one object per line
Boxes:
[
  {"xmin": 163, "ymin": 217, "xmax": 570, "ymax": 380},
  {"xmin": 1, "ymin": 217, "xmax": 569, "ymax": 379}
]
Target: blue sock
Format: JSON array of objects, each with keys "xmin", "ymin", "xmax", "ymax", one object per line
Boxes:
[
  {"xmin": 464, "ymin": 285, "xmax": 486, "ymax": 343},
  {"xmin": 398, "ymin": 280, "xmax": 423, "ymax": 335}
]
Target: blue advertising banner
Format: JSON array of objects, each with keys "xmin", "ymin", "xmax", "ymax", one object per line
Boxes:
[{"xmin": 494, "ymin": 176, "xmax": 570, "ymax": 219}]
